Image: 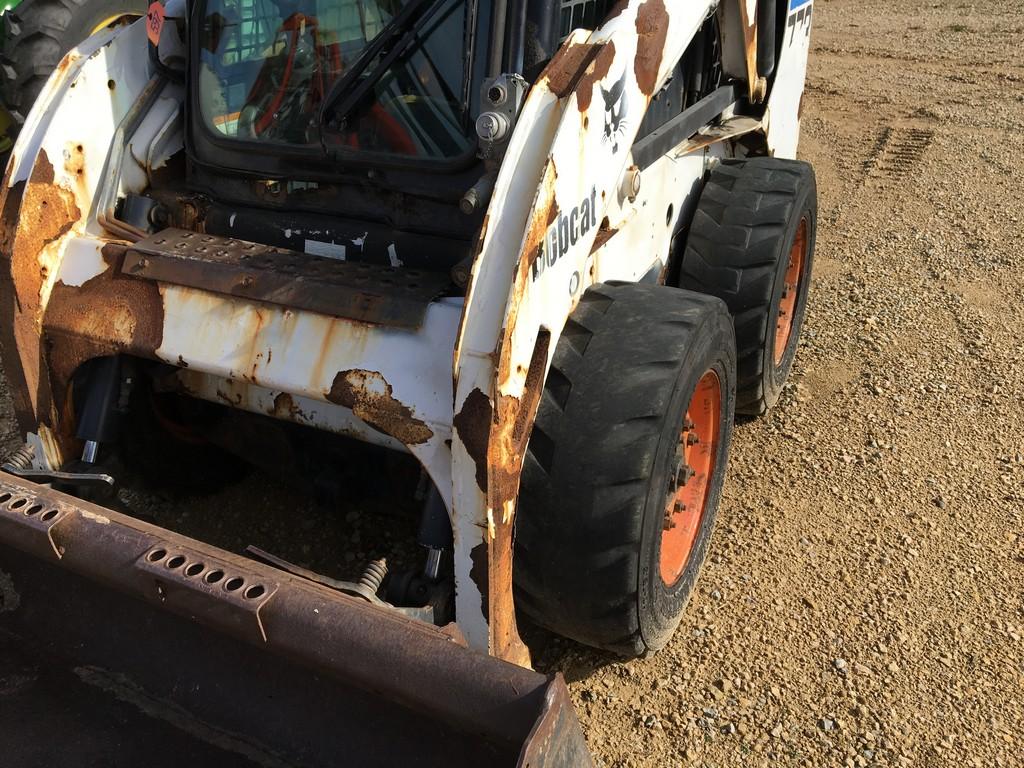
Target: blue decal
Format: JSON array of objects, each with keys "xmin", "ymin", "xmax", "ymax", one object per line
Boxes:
[{"xmin": 789, "ymin": 0, "xmax": 812, "ymax": 10}]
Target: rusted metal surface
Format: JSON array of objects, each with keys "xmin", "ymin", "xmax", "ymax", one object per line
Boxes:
[
  {"xmin": 543, "ymin": 42, "xmax": 603, "ymax": 99},
  {"xmin": 0, "ymin": 470, "xmax": 590, "ymax": 766},
  {"xmin": 516, "ymin": 681, "xmax": 596, "ymax": 768},
  {"xmin": 326, "ymin": 368, "xmax": 434, "ymax": 445},
  {"xmin": 573, "ymin": 43, "xmax": 615, "ymax": 112},
  {"xmin": 633, "ymin": 0, "xmax": 669, "ymax": 96},
  {"xmin": 452, "ymin": 387, "xmax": 492, "ymax": 493},
  {"xmin": 175, "ymin": 370, "xmax": 411, "ymax": 453},
  {"xmin": 44, "ymin": 243, "xmax": 165, "ymax": 403},
  {"xmin": 124, "ymin": 228, "xmax": 451, "ymax": 329},
  {"xmin": 0, "ymin": 151, "xmax": 79, "ymax": 433}
]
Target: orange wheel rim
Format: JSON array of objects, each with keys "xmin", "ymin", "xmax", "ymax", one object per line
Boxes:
[
  {"xmin": 774, "ymin": 217, "xmax": 808, "ymax": 367},
  {"xmin": 659, "ymin": 370, "xmax": 722, "ymax": 586}
]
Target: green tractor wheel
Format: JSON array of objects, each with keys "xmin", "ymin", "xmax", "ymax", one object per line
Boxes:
[{"xmin": 0, "ymin": 0, "xmax": 146, "ymax": 155}]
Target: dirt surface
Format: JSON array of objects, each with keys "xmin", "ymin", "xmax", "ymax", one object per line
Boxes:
[{"xmin": 2, "ymin": 0, "xmax": 1023, "ymax": 766}]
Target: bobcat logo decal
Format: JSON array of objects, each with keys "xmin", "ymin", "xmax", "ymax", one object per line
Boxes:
[{"xmin": 601, "ymin": 71, "xmax": 629, "ymax": 153}]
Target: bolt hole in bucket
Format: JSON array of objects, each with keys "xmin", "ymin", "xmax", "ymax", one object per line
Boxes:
[{"xmin": 660, "ymin": 370, "xmax": 722, "ymax": 585}]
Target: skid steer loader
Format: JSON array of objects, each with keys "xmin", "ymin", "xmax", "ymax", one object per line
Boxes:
[{"xmin": 0, "ymin": 0, "xmax": 815, "ymax": 763}]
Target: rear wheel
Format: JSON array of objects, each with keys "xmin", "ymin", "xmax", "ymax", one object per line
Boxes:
[
  {"xmin": 515, "ymin": 282, "xmax": 736, "ymax": 656},
  {"xmin": 1, "ymin": 0, "xmax": 145, "ymax": 120},
  {"xmin": 678, "ymin": 158, "xmax": 817, "ymax": 415}
]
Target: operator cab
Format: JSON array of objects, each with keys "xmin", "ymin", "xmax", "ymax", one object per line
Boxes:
[
  {"xmin": 142, "ymin": 0, "xmax": 620, "ymax": 277},
  {"xmin": 195, "ymin": 0, "xmax": 475, "ymax": 157}
]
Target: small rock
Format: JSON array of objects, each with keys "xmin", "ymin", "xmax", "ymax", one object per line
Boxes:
[
  {"xmin": 721, "ymin": 722, "xmax": 736, "ymax": 735},
  {"xmin": 819, "ymin": 717, "xmax": 836, "ymax": 732},
  {"xmin": 833, "ymin": 658, "xmax": 848, "ymax": 672},
  {"xmin": 643, "ymin": 714, "xmax": 658, "ymax": 728}
]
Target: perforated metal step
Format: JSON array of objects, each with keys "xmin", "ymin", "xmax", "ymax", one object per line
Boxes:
[{"xmin": 123, "ymin": 228, "xmax": 451, "ymax": 328}]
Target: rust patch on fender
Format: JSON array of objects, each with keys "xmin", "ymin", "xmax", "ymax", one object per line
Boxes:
[
  {"xmin": 544, "ymin": 42, "xmax": 604, "ymax": 99},
  {"xmin": 0, "ymin": 149, "xmax": 82, "ymax": 433},
  {"xmin": 11, "ymin": 150, "xmax": 80, "ymax": 310},
  {"xmin": 44, "ymin": 269, "xmax": 166, "ymax": 399},
  {"xmin": 576, "ymin": 42, "xmax": 616, "ymax": 113},
  {"xmin": 489, "ymin": 331, "xmax": 551, "ymax": 515},
  {"xmin": 469, "ymin": 540, "xmax": 489, "ymax": 621},
  {"xmin": 485, "ymin": 331, "xmax": 550, "ymax": 666},
  {"xmin": 634, "ymin": 0, "xmax": 669, "ymax": 96},
  {"xmin": 590, "ymin": 221, "xmax": 619, "ymax": 253},
  {"xmin": 453, "ymin": 387, "xmax": 492, "ymax": 493},
  {"xmin": 327, "ymin": 369, "xmax": 433, "ymax": 445}
]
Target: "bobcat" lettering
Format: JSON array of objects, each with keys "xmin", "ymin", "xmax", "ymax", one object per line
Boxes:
[{"xmin": 531, "ymin": 187, "xmax": 598, "ymax": 282}]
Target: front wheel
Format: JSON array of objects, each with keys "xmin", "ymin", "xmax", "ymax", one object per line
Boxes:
[{"xmin": 514, "ymin": 282, "xmax": 736, "ymax": 656}]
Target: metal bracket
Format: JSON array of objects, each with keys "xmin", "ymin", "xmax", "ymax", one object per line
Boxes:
[{"xmin": 475, "ymin": 74, "xmax": 528, "ymax": 160}]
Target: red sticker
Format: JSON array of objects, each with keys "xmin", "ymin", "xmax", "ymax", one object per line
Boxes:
[{"xmin": 146, "ymin": 1, "xmax": 165, "ymax": 46}]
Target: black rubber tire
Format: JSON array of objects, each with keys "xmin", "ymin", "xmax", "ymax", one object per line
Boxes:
[
  {"xmin": 678, "ymin": 157, "xmax": 817, "ymax": 415},
  {"xmin": 1, "ymin": 0, "xmax": 145, "ymax": 118},
  {"xmin": 514, "ymin": 282, "xmax": 736, "ymax": 656}
]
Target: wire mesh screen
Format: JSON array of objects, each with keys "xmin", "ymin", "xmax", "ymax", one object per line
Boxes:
[{"xmin": 559, "ymin": 0, "xmax": 613, "ymax": 40}]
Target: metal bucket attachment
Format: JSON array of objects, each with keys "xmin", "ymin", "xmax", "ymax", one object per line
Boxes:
[{"xmin": 0, "ymin": 472, "xmax": 591, "ymax": 767}]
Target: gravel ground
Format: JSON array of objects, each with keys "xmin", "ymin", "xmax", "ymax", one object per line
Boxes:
[{"xmin": 2, "ymin": 0, "xmax": 1023, "ymax": 765}]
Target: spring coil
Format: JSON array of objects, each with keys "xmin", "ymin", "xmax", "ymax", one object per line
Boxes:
[
  {"xmin": 357, "ymin": 559, "xmax": 388, "ymax": 596},
  {"xmin": 2, "ymin": 444, "xmax": 35, "ymax": 471}
]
